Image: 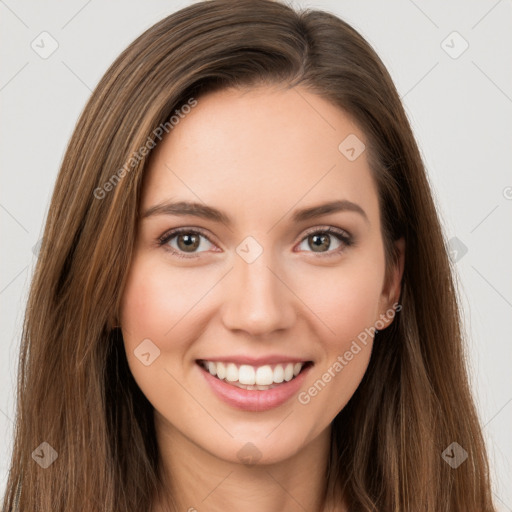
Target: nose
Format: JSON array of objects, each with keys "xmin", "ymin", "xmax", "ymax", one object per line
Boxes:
[{"xmin": 221, "ymin": 249, "xmax": 296, "ymax": 337}]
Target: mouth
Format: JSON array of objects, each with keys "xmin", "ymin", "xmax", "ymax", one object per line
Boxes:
[
  {"xmin": 196, "ymin": 358, "xmax": 314, "ymax": 411},
  {"xmin": 196, "ymin": 359, "xmax": 314, "ymax": 391}
]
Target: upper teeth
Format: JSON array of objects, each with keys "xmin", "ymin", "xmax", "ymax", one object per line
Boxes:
[{"xmin": 201, "ymin": 361, "xmax": 304, "ymax": 385}]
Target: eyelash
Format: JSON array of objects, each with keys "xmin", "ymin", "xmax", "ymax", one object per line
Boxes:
[{"xmin": 157, "ymin": 226, "xmax": 354, "ymax": 260}]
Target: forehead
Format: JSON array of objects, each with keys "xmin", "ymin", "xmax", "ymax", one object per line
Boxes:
[{"xmin": 141, "ymin": 86, "xmax": 380, "ymax": 227}]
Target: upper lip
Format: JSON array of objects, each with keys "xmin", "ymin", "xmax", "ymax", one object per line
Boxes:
[{"xmin": 196, "ymin": 355, "xmax": 313, "ymax": 366}]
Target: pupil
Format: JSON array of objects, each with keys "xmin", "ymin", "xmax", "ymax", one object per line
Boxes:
[
  {"xmin": 178, "ymin": 234, "xmax": 199, "ymax": 251},
  {"xmin": 311, "ymin": 234, "xmax": 329, "ymax": 252}
]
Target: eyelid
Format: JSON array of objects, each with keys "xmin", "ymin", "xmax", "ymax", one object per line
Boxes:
[
  {"xmin": 298, "ymin": 225, "xmax": 352, "ymax": 242},
  {"xmin": 157, "ymin": 224, "xmax": 354, "ymax": 258},
  {"xmin": 294, "ymin": 225, "xmax": 354, "ymax": 257},
  {"xmin": 157, "ymin": 226, "xmax": 214, "ymax": 246},
  {"xmin": 157, "ymin": 226, "xmax": 218, "ymax": 258}
]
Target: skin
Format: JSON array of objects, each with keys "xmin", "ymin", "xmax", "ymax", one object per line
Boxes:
[{"xmin": 119, "ymin": 84, "xmax": 405, "ymax": 512}]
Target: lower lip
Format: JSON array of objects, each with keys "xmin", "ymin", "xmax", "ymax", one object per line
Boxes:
[{"xmin": 198, "ymin": 363, "xmax": 313, "ymax": 412}]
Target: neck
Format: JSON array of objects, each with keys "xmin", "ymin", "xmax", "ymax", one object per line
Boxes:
[{"xmin": 152, "ymin": 414, "xmax": 346, "ymax": 512}]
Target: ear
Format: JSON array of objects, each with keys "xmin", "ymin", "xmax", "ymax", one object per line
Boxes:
[
  {"xmin": 107, "ymin": 312, "xmax": 120, "ymax": 331},
  {"xmin": 377, "ymin": 237, "xmax": 405, "ymax": 329}
]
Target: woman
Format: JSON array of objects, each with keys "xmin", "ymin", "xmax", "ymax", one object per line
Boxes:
[{"xmin": 2, "ymin": 0, "xmax": 496, "ymax": 510}]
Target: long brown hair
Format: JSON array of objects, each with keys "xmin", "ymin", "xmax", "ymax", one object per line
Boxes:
[{"xmin": 2, "ymin": 1, "xmax": 496, "ymax": 510}]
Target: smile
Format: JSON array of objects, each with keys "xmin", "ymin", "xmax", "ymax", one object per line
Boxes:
[
  {"xmin": 196, "ymin": 358, "xmax": 314, "ymax": 411},
  {"xmin": 197, "ymin": 359, "xmax": 312, "ymax": 390}
]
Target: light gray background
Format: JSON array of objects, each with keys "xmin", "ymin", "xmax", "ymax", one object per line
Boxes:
[{"xmin": 1, "ymin": 0, "xmax": 511, "ymax": 508}]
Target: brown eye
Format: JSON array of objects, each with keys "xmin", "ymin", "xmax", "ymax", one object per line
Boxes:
[
  {"xmin": 158, "ymin": 228, "xmax": 215, "ymax": 258},
  {"xmin": 297, "ymin": 227, "xmax": 353, "ymax": 257},
  {"xmin": 307, "ymin": 233, "xmax": 331, "ymax": 252},
  {"xmin": 176, "ymin": 232, "xmax": 201, "ymax": 252}
]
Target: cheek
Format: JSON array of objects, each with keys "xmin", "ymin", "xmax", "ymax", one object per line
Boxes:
[
  {"xmin": 295, "ymin": 257, "xmax": 384, "ymax": 345},
  {"xmin": 296, "ymin": 270, "xmax": 378, "ymax": 429},
  {"xmin": 119, "ymin": 256, "xmax": 221, "ymax": 399},
  {"xmin": 292, "ymin": 251, "xmax": 384, "ymax": 421},
  {"xmin": 121, "ymin": 267, "xmax": 173, "ymax": 339},
  {"xmin": 120, "ymin": 256, "xmax": 206, "ymax": 348},
  {"xmin": 298, "ymin": 340, "xmax": 372, "ymax": 432},
  {"xmin": 119, "ymin": 258, "xmax": 203, "ymax": 418}
]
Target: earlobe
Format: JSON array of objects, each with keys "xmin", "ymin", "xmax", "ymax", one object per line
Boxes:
[{"xmin": 107, "ymin": 313, "xmax": 120, "ymax": 331}]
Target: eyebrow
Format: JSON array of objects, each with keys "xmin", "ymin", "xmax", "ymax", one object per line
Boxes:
[{"xmin": 141, "ymin": 199, "xmax": 369, "ymax": 226}]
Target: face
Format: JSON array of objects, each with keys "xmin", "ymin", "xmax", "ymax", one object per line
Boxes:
[{"xmin": 120, "ymin": 85, "xmax": 404, "ymax": 466}]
